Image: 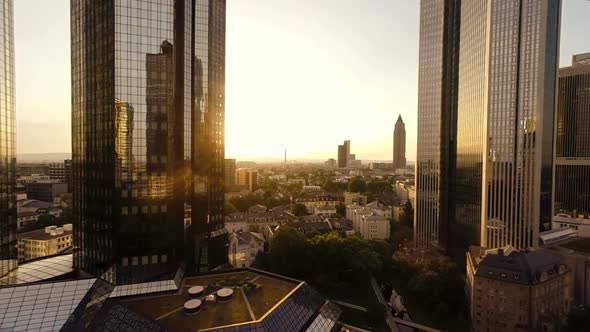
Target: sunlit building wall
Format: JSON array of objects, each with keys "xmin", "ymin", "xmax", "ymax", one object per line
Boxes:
[
  {"xmin": 453, "ymin": 0, "xmax": 487, "ymax": 256},
  {"xmin": 418, "ymin": 0, "xmax": 561, "ymax": 251},
  {"xmin": 480, "ymin": 0, "xmax": 560, "ymax": 249},
  {"xmin": 0, "ymin": 0, "xmax": 16, "ymax": 277},
  {"xmin": 71, "ymin": 0, "xmax": 227, "ymax": 285}
]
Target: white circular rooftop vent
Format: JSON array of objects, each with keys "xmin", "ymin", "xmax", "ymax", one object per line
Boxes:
[
  {"xmin": 184, "ymin": 299, "xmax": 202, "ymax": 315},
  {"xmin": 217, "ymin": 288, "xmax": 234, "ymax": 302},
  {"xmin": 188, "ymin": 286, "xmax": 204, "ymax": 298}
]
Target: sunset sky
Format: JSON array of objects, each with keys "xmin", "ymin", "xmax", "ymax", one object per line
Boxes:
[{"xmin": 14, "ymin": 0, "xmax": 590, "ymax": 161}]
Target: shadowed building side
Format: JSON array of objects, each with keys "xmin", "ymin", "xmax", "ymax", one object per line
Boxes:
[
  {"xmin": 415, "ymin": 0, "xmax": 461, "ymax": 249},
  {"xmin": 0, "ymin": 0, "xmax": 16, "ymax": 277},
  {"xmin": 553, "ymin": 54, "xmax": 590, "ymax": 226}
]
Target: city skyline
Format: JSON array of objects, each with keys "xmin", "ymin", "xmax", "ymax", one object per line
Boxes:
[{"xmin": 13, "ymin": 1, "xmax": 590, "ymax": 161}]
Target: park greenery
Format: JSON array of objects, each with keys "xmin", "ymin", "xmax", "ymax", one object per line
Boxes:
[
  {"xmin": 254, "ymin": 226, "xmax": 467, "ymax": 331},
  {"xmin": 292, "ymin": 203, "xmax": 309, "ymax": 216},
  {"xmin": 390, "ymin": 200, "xmax": 414, "ymax": 250}
]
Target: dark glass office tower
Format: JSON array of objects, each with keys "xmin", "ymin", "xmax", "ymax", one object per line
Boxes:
[
  {"xmin": 71, "ymin": 0, "xmax": 227, "ymax": 285},
  {"xmin": 415, "ymin": 0, "xmax": 460, "ymax": 248},
  {"xmin": 554, "ymin": 54, "xmax": 590, "ymax": 218},
  {"xmin": 337, "ymin": 140, "xmax": 350, "ymax": 168},
  {"xmin": 0, "ymin": 0, "xmax": 15, "ymax": 278}
]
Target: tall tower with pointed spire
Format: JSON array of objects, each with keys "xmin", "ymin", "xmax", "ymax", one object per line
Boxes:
[{"xmin": 393, "ymin": 115, "xmax": 406, "ymax": 171}]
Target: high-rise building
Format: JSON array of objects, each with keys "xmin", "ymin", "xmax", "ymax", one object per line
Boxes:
[
  {"xmin": 48, "ymin": 163, "xmax": 66, "ymax": 181},
  {"xmin": 416, "ymin": 0, "xmax": 561, "ymax": 251},
  {"xmin": 393, "ymin": 115, "xmax": 406, "ymax": 170},
  {"xmin": 554, "ymin": 54, "xmax": 590, "ymax": 220},
  {"xmin": 71, "ymin": 0, "xmax": 227, "ymax": 285},
  {"xmin": 237, "ymin": 168, "xmax": 258, "ymax": 192},
  {"xmin": 224, "ymin": 159, "xmax": 236, "ymax": 187},
  {"xmin": 477, "ymin": 0, "xmax": 560, "ymax": 249},
  {"xmin": 49, "ymin": 159, "xmax": 72, "ymax": 191},
  {"xmin": 337, "ymin": 144, "xmax": 346, "ymax": 168},
  {"xmin": 344, "ymin": 140, "xmax": 351, "ymax": 166},
  {"xmin": 0, "ymin": 0, "xmax": 16, "ymax": 278},
  {"xmin": 337, "ymin": 140, "xmax": 351, "ymax": 168},
  {"xmin": 415, "ymin": 0, "xmax": 461, "ymax": 248},
  {"xmin": 452, "ymin": 0, "xmax": 487, "ymax": 257}
]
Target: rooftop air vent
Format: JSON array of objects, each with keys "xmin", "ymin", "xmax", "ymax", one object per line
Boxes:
[
  {"xmin": 188, "ymin": 286, "xmax": 204, "ymax": 298},
  {"xmin": 184, "ymin": 299, "xmax": 202, "ymax": 315},
  {"xmin": 217, "ymin": 288, "xmax": 234, "ymax": 302}
]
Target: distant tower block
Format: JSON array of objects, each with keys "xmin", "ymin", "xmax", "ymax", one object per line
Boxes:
[{"xmin": 393, "ymin": 115, "xmax": 406, "ymax": 170}]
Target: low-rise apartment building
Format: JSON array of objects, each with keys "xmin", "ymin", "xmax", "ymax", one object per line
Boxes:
[
  {"xmin": 359, "ymin": 214, "xmax": 390, "ymax": 240},
  {"xmin": 467, "ymin": 246, "xmax": 573, "ymax": 332},
  {"xmin": 344, "ymin": 191, "xmax": 367, "ymax": 206},
  {"xmin": 224, "ymin": 207, "xmax": 297, "ymax": 234},
  {"xmin": 295, "ymin": 194, "xmax": 341, "ymax": 214},
  {"xmin": 229, "ymin": 231, "xmax": 265, "ymax": 268},
  {"xmin": 17, "ymin": 224, "xmax": 73, "ymax": 262}
]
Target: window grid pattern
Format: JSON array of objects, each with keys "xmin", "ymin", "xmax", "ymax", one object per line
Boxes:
[
  {"xmin": 0, "ymin": 254, "xmax": 73, "ymax": 286},
  {"xmin": 415, "ymin": 0, "xmax": 460, "ymax": 248},
  {"xmin": 0, "ymin": 278, "xmax": 96, "ymax": 332},
  {"xmin": 416, "ymin": 0, "xmax": 445, "ymax": 248},
  {"xmin": 192, "ymin": 0, "xmax": 227, "ymax": 272},
  {"xmin": 454, "ymin": 0, "xmax": 487, "ymax": 253},
  {"xmin": 483, "ymin": 0, "xmax": 560, "ymax": 249},
  {"xmin": 72, "ymin": 0, "xmax": 227, "ymax": 283},
  {"xmin": 0, "ymin": 0, "xmax": 16, "ymax": 278},
  {"xmin": 554, "ymin": 63, "xmax": 590, "ymax": 216}
]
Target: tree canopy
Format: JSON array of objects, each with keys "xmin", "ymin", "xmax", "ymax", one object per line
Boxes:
[
  {"xmin": 254, "ymin": 228, "xmax": 387, "ymax": 283},
  {"xmin": 292, "ymin": 203, "xmax": 309, "ymax": 216},
  {"xmin": 348, "ymin": 178, "xmax": 367, "ymax": 193}
]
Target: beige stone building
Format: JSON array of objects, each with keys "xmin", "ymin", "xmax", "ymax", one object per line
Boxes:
[
  {"xmin": 228, "ymin": 231, "xmax": 265, "ymax": 268},
  {"xmin": 343, "ymin": 191, "xmax": 367, "ymax": 206},
  {"xmin": 359, "ymin": 215, "xmax": 390, "ymax": 241},
  {"xmin": 17, "ymin": 224, "xmax": 73, "ymax": 262},
  {"xmin": 467, "ymin": 246, "xmax": 573, "ymax": 332}
]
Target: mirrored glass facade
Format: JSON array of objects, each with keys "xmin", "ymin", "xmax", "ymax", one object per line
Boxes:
[
  {"xmin": 417, "ymin": 0, "xmax": 560, "ymax": 252},
  {"xmin": 554, "ymin": 56, "xmax": 590, "ymax": 217},
  {"xmin": 0, "ymin": 0, "xmax": 16, "ymax": 278},
  {"xmin": 453, "ymin": 0, "xmax": 487, "ymax": 256},
  {"xmin": 415, "ymin": 0, "xmax": 460, "ymax": 248},
  {"xmin": 71, "ymin": 0, "xmax": 227, "ymax": 285},
  {"xmin": 481, "ymin": 0, "xmax": 560, "ymax": 249}
]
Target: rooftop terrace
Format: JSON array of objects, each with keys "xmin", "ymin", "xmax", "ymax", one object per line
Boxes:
[{"xmin": 120, "ymin": 270, "xmax": 300, "ymax": 331}]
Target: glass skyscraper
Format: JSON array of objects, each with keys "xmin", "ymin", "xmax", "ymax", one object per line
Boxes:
[
  {"xmin": 415, "ymin": 0, "xmax": 460, "ymax": 248},
  {"xmin": 479, "ymin": 0, "xmax": 560, "ymax": 249},
  {"xmin": 71, "ymin": 0, "xmax": 227, "ymax": 285},
  {"xmin": 416, "ymin": 0, "xmax": 561, "ymax": 251},
  {"xmin": 554, "ymin": 54, "xmax": 590, "ymax": 219},
  {"xmin": 0, "ymin": 0, "xmax": 15, "ymax": 278}
]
